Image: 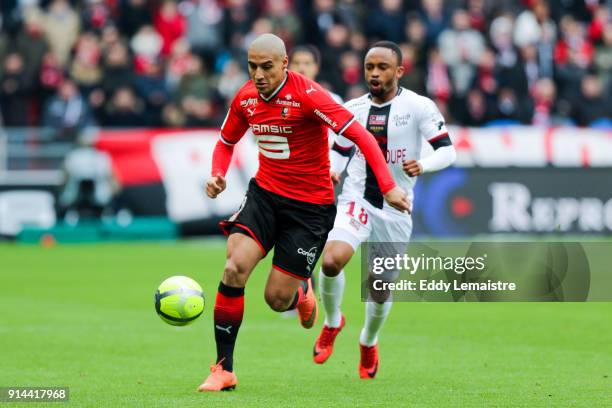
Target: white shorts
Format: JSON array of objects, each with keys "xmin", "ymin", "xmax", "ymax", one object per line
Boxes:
[{"xmin": 327, "ymin": 195, "xmax": 413, "ymax": 251}]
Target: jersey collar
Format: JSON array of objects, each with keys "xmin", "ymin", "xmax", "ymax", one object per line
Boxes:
[
  {"xmin": 368, "ymin": 87, "xmax": 403, "ymax": 108},
  {"xmin": 259, "ymin": 72, "xmax": 288, "ymax": 102}
]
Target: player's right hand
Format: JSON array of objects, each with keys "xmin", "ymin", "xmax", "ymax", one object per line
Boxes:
[
  {"xmin": 206, "ymin": 175, "xmax": 226, "ymax": 199},
  {"xmin": 383, "ymin": 186, "xmax": 412, "ymax": 214},
  {"xmin": 330, "ymin": 171, "xmax": 341, "ymax": 185}
]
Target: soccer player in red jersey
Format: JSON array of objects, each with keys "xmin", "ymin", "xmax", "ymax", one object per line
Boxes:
[{"xmin": 197, "ymin": 34, "xmax": 410, "ymax": 392}]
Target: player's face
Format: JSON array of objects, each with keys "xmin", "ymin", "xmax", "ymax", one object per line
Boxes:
[
  {"xmin": 364, "ymin": 48, "xmax": 404, "ymax": 100},
  {"xmin": 247, "ymin": 50, "xmax": 288, "ymax": 97},
  {"xmin": 289, "ymin": 51, "xmax": 319, "ymax": 80}
]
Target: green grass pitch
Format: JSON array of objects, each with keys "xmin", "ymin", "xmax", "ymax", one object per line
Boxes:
[{"xmin": 1, "ymin": 240, "xmax": 611, "ymax": 407}]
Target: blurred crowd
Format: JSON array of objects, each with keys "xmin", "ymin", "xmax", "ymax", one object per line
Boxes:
[{"xmin": 1, "ymin": 0, "xmax": 611, "ymax": 137}]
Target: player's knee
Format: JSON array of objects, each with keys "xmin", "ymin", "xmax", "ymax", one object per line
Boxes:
[
  {"xmin": 321, "ymin": 251, "xmax": 344, "ymax": 277},
  {"xmin": 223, "ymin": 258, "xmax": 248, "ymax": 287},
  {"xmin": 264, "ymin": 289, "xmax": 293, "ymax": 312},
  {"xmin": 370, "ymin": 288, "xmax": 391, "ymax": 303}
]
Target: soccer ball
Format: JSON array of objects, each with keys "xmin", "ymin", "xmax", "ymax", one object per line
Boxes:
[{"xmin": 154, "ymin": 276, "xmax": 205, "ymax": 326}]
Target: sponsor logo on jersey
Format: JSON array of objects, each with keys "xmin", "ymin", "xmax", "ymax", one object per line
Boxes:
[
  {"xmin": 285, "ymin": 94, "xmax": 292, "ymax": 100},
  {"xmin": 251, "ymin": 123, "xmax": 293, "ymax": 134},
  {"xmin": 275, "ymin": 98, "xmax": 301, "ymax": 108},
  {"xmin": 314, "ymin": 109, "xmax": 338, "ymax": 128},
  {"xmin": 305, "ymin": 84, "xmax": 317, "ymax": 94},
  {"xmin": 247, "ymin": 107, "xmax": 256, "ymax": 117},
  {"xmin": 393, "ymin": 113, "xmax": 411, "ymax": 127},
  {"xmin": 297, "ymin": 246, "xmax": 318, "ymax": 265},
  {"xmin": 386, "ymin": 148, "xmax": 407, "ymax": 164},
  {"xmin": 368, "ymin": 114, "xmax": 387, "ymax": 126},
  {"xmin": 240, "ymin": 97, "xmax": 258, "ymax": 107}
]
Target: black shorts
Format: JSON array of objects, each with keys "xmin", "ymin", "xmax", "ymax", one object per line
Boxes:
[{"xmin": 219, "ymin": 179, "xmax": 336, "ymax": 280}]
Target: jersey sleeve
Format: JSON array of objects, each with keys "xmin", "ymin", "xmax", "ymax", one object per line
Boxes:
[
  {"xmin": 418, "ymin": 97, "xmax": 451, "ymax": 146},
  {"xmin": 328, "ymin": 100, "xmax": 357, "ymax": 173},
  {"xmin": 301, "ymin": 80, "xmax": 355, "ymax": 135},
  {"xmin": 220, "ymin": 92, "xmax": 249, "ymax": 145},
  {"xmin": 416, "ymin": 97, "xmax": 455, "ymax": 173},
  {"xmin": 330, "ymin": 136, "xmax": 353, "ymax": 174},
  {"xmin": 212, "ymin": 91, "xmax": 249, "ymax": 177}
]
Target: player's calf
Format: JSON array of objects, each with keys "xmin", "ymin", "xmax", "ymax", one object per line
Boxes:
[
  {"xmin": 263, "ymin": 289, "xmax": 295, "ymax": 311},
  {"xmin": 263, "ymin": 268, "xmax": 305, "ymax": 312},
  {"xmin": 265, "ymin": 269, "xmax": 318, "ymax": 328}
]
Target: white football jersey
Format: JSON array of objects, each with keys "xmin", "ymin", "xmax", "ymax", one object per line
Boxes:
[{"xmin": 335, "ymin": 88, "xmax": 449, "ymax": 213}]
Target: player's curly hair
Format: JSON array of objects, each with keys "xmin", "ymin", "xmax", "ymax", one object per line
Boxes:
[{"xmin": 369, "ymin": 41, "xmax": 403, "ymax": 66}]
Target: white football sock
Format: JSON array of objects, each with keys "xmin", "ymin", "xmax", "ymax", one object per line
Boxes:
[
  {"xmin": 359, "ymin": 300, "xmax": 392, "ymax": 346},
  {"xmin": 318, "ymin": 268, "xmax": 345, "ymax": 328}
]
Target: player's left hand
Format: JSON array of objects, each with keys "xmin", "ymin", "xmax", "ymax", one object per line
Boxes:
[
  {"xmin": 330, "ymin": 171, "xmax": 341, "ymax": 185},
  {"xmin": 383, "ymin": 186, "xmax": 412, "ymax": 214},
  {"xmin": 403, "ymin": 160, "xmax": 423, "ymax": 177}
]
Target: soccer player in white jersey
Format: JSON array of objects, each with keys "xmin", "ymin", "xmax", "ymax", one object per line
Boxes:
[{"xmin": 312, "ymin": 41, "xmax": 457, "ymax": 379}]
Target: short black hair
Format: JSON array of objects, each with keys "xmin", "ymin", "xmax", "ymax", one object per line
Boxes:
[
  {"xmin": 290, "ymin": 45, "xmax": 321, "ymax": 66},
  {"xmin": 369, "ymin": 41, "xmax": 402, "ymax": 66}
]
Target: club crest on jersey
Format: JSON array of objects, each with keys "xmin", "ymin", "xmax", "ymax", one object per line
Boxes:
[
  {"xmin": 281, "ymin": 107, "xmax": 290, "ymax": 119},
  {"xmin": 240, "ymin": 97, "xmax": 258, "ymax": 107},
  {"xmin": 368, "ymin": 114, "xmax": 387, "ymax": 126}
]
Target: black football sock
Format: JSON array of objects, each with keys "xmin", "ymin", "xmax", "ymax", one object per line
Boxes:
[{"xmin": 213, "ymin": 281, "xmax": 244, "ymax": 372}]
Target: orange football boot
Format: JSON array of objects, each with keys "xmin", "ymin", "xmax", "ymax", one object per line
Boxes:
[
  {"xmin": 359, "ymin": 344, "xmax": 379, "ymax": 379},
  {"xmin": 313, "ymin": 315, "xmax": 345, "ymax": 364},
  {"xmin": 297, "ymin": 278, "xmax": 318, "ymax": 329},
  {"xmin": 197, "ymin": 359, "xmax": 237, "ymax": 392}
]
